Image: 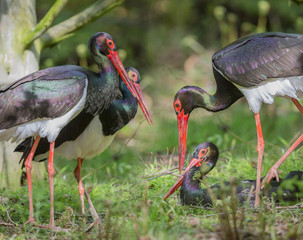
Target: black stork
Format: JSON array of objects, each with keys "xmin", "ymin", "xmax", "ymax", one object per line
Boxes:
[
  {"xmin": 0, "ymin": 32, "xmax": 152, "ymax": 229},
  {"xmin": 15, "ymin": 66, "xmax": 143, "ymax": 226},
  {"xmin": 164, "ymin": 142, "xmax": 303, "ymax": 206},
  {"xmin": 173, "ymin": 32, "xmax": 303, "ymax": 206}
]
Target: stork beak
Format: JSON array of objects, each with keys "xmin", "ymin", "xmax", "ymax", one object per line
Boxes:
[
  {"xmin": 108, "ymin": 50, "xmax": 153, "ymax": 125},
  {"xmin": 177, "ymin": 110, "xmax": 189, "ymax": 173},
  {"xmin": 107, "ymin": 49, "xmax": 137, "ymax": 99},
  {"xmin": 164, "ymin": 156, "xmax": 204, "ymax": 199},
  {"xmin": 132, "ymin": 82, "xmax": 153, "ymax": 125}
]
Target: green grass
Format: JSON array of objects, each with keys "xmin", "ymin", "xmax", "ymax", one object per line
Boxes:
[{"xmin": 1, "ymin": 99, "xmax": 303, "ymax": 239}]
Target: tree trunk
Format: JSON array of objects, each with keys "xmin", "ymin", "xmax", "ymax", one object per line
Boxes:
[{"xmin": 0, "ymin": 0, "xmax": 44, "ymax": 189}]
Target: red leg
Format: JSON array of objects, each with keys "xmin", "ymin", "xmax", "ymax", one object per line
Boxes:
[
  {"xmin": 73, "ymin": 158, "xmax": 86, "ymax": 225},
  {"xmin": 73, "ymin": 158, "xmax": 103, "ymax": 228},
  {"xmin": 291, "ymin": 98, "xmax": 303, "ymax": 114},
  {"xmin": 84, "ymin": 189, "xmax": 103, "ymax": 229},
  {"xmin": 47, "ymin": 142, "xmax": 56, "ymax": 228},
  {"xmin": 254, "ymin": 113, "xmax": 264, "ymax": 207},
  {"xmin": 24, "ymin": 136, "xmax": 41, "ymax": 224},
  {"xmin": 262, "ymin": 134, "xmax": 303, "ymax": 188},
  {"xmin": 260, "ymin": 98, "xmax": 303, "ymax": 187}
]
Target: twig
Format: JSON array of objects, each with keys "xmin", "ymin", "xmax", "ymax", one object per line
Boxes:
[
  {"xmin": 118, "ymin": 118, "xmax": 145, "ymax": 155},
  {"xmin": 143, "ymin": 167, "xmax": 179, "ymax": 179},
  {"xmin": 275, "ymin": 204, "xmax": 303, "ymax": 210},
  {"xmin": 0, "ymin": 198, "xmax": 18, "ymax": 226},
  {"xmin": 23, "ymin": 0, "xmax": 68, "ymax": 49},
  {"xmin": 40, "ymin": 0, "xmax": 124, "ymax": 49},
  {"xmin": 82, "ymin": 158, "xmax": 113, "ymax": 181},
  {"xmin": 0, "ymin": 220, "xmax": 14, "ymax": 227},
  {"xmin": 215, "ymin": 115, "xmax": 256, "ymax": 149},
  {"xmin": 137, "ymin": 167, "xmax": 182, "ymax": 184}
]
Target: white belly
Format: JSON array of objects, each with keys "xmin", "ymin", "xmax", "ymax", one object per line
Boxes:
[
  {"xmin": 239, "ymin": 76, "xmax": 303, "ymax": 113},
  {"xmin": 35, "ymin": 116, "xmax": 116, "ymax": 161}
]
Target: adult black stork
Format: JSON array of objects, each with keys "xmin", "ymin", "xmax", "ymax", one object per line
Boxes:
[
  {"xmin": 164, "ymin": 142, "xmax": 303, "ymax": 206},
  {"xmin": 173, "ymin": 32, "xmax": 303, "ymax": 206},
  {"xmin": 15, "ymin": 67, "xmax": 143, "ymax": 226},
  {"xmin": 0, "ymin": 32, "xmax": 152, "ymax": 229}
]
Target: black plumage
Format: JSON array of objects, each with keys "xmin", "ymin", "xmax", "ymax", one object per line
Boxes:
[
  {"xmin": 178, "ymin": 143, "xmax": 303, "ymax": 206},
  {"xmin": 164, "ymin": 142, "xmax": 303, "ymax": 207},
  {"xmin": 0, "ymin": 66, "xmax": 88, "ymax": 130},
  {"xmin": 15, "ymin": 67, "xmax": 139, "ymax": 165},
  {"xmin": 213, "ymin": 32, "xmax": 303, "ymax": 87}
]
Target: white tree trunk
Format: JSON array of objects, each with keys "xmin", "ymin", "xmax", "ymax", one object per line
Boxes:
[{"xmin": 0, "ymin": 0, "xmax": 44, "ymax": 189}]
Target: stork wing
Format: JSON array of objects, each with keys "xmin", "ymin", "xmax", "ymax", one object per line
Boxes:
[
  {"xmin": 212, "ymin": 32, "xmax": 303, "ymax": 87},
  {"xmin": 0, "ymin": 66, "xmax": 88, "ymax": 130}
]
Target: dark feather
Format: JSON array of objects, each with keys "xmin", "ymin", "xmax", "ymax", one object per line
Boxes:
[
  {"xmin": 15, "ymin": 137, "xmax": 34, "ymax": 168},
  {"xmin": 212, "ymin": 32, "xmax": 303, "ymax": 87},
  {"xmin": 0, "ymin": 66, "xmax": 88, "ymax": 129}
]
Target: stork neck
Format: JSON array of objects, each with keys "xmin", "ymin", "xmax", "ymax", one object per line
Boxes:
[
  {"xmin": 183, "ymin": 167, "xmax": 203, "ymax": 191},
  {"xmin": 212, "ymin": 67, "xmax": 243, "ymax": 111},
  {"xmin": 195, "ymin": 68, "xmax": 243, "ymax": 112},
  {"xmin": 97, "ymin": 58, "xmax": 115, "ymax": 74},
  {"xmin": 180, "ymin": 167, "xmax": 204, "ymax": 205},
  {"xmin": 84, "ymin": 57, "xmax": 119, "ymax": 116},
  {"xmin": 99, "ymin": 82, "xmax": 138, "ymax": 136}
]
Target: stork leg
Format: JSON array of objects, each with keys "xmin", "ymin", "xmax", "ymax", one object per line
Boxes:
[
  {"xmin": 254, "ymin": 113, "xmax": 264, "ymax": 207},
  {"xmin": 73, "ymin": 158, "xmax": 86, "ymax": 225},
  {"xmin": 47, "ymin": 142, "xmax": 56, "ymax": 228},
  {"xmin": 73, "ymin": 158, "xmax": 103, "ymax": 228},
  {"xmin": 260, "ymin": 98, "xmax": 303, "ymax": 188},
  {"xmin": 291, "ymin": 98, "xmax": 303, "ymax": 114},
  {"xmin": 262, "ymin": 134, "xmax": 303, "ymax": 188},
  {"xmin": 24, "ymin": 136, "xmax": 41, "ymax": 224}
]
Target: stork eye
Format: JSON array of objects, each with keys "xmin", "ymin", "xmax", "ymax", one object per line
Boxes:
[
  {"xmin": 174, "ymin": 99, "xmax": 181, "ymax": 112},
  {"xmin": 131, "ymin": 72, "xmax": 138, "ymax": 82},
  {"xmin": 198, "ymin": 148, "xmax": 207, "ymax": 158},
  {"xmin": 107, "ymin": 39, "xmax": 114, "ymax": 50}
]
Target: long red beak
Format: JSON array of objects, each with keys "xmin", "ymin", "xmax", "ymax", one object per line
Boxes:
[
  {"xmin": 107, "ymin": 50, "xmax": 137, "ymax": 98},
  {"xmin": 177, "ymin": 110, "xmax": 189, "ymax": 173},
  {"xmin": 108, "ymin": 50, "xmax": 153, "ymax": 125},
  {"xmin": 133, "ymin": 82, "xmax": 153, "ymax": 125},
  {"xmin": 164, "ymin": 157, "xmax": 203, "ymax": 199}
]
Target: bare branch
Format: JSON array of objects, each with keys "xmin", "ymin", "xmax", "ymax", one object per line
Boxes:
[
  {"xmin": 40, "ymin": 0, "xmax": 124, "ymax": 49},
  {"xmin": 0, "ymin": 220, "xmax": 15, "ymax": 227},
  {"xmin": 143, "ymin": 167, "xmax": 179, "ymax": 180},
  {"xmin": 23, "ymin": 0, "xmax": 69, "ymax": 49}
]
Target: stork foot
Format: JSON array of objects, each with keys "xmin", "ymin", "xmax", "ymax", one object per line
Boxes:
[
  {"xmin": 32, "ymin": 223, "xmax": 69, "ymax": 232},
  {"xmin": 48, "ymin": 226, "xmax": 70, "ymax": 232},
  {"xmin": 86, "ymin": 219, "xmax": 104, "ymax": 232},
  {"xmin": 24, "ymin": 218, "xmax": 51, "ymax": 230},
  {"xmin": 25, "ymin": 217, "xmax": 69, "ymax": 232},
  {"xmin": 25, "ymin": 217, "xmax": 37, "ymax": 225},
  {"xmin": 261, "ymin": 167, "xmax": 280, "ymax": 189}
]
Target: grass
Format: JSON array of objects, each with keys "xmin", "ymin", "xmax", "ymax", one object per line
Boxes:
[
  {"xmin": 0, "ymin": 100, "xmax": 303, "ymax": 239},
  {"xmin": 1, "ymin": 48, "xmax": 303, "ymax": 239}
]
